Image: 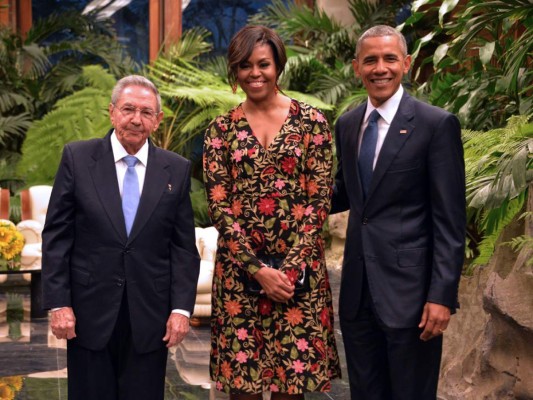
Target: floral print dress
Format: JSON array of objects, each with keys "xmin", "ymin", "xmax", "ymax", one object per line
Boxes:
[{"xmin": 203, "ymin": 99, "xmax": 341, "ymax": 394}]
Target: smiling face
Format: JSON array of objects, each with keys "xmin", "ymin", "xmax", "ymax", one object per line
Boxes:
[
  {"xmin": 109, "ymin": 85, "xmax": 163, "ymax": 154},
  {"xmin": 236, "ymin": 43, "xmax": 278, "ymax": 103},
  {"xmin": 352, "ymin": 35, "xmax": 412, "ymax": 107}
]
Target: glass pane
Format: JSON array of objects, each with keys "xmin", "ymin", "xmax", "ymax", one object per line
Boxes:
[
  {"xmin": 182, "ymin": 0, "xmax": 286, "ymax": 57},
  {"xmin": 32, "ymin": 0, "xmax": 149, "ymax": 65}
]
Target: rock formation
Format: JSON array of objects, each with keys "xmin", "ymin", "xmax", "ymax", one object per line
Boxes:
[{"xmin": 439, "ymin": 185, "xmax": 533, "ymax": 399}]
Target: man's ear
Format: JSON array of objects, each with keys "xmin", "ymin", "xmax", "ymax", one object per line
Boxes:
[
  {"xmin": 403, "ymin": 54, "xmax": 412, "ymax": 74},
  {"xmin": 352, "ymin": 59, "xmax": 361, "ymax": 78},
  {"xmin": 109, "ymin": 103, "xmax": 116, "ymax": 126}
]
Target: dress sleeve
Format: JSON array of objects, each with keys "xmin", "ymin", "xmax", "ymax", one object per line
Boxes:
[
  {"xmin": 203, "ymin": 116, "xmax": 264, "ymax": 275},
  {"xmin": 281, "ymin": 106, "xmax": 333, "ymax": 283}
]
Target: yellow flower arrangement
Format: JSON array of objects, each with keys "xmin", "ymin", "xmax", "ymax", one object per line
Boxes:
[
  {"xmin": 0, "ymin": 376, "xmax": 24, "ymax": 399},
  {"xmin": 0, "ymin": 221, "xmax": 24, "ymax": 267}
]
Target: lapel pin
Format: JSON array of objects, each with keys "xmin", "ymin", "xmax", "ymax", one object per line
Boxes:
[
  {"xmin": 168, "ymin": 184, "xmax": 172, "ymax": 192},
  {"xmin": 400, "ymin": 129, "xmax": 408, "ymax": 135}
]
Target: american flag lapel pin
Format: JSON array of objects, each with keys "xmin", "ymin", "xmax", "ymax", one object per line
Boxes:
[
  {"xmin": 168, "ymin": 184, "xmax": 172, "ymax": 192},
  {"xmin": 400, "ymin": 129, "xmax": 408, "ymax": 135}
]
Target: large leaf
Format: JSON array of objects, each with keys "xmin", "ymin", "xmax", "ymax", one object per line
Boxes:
[{"xmin": 17, "ymin": 67, "xmax": 115, "ymax": 185}]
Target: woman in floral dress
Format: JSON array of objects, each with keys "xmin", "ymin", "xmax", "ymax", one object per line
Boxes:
[{"xmin": 203, "ymin": 25, "xmax": 341, "ymax": 399}]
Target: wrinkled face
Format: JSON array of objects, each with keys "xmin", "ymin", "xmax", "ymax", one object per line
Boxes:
[
  {"xmin": 109, "ymin": 85, "xmax": 163, "ymax": 154},
  {"xmin": 352, "ymin": 35, "xmax": 411, "ymax": 107},
  {"xmin": 237, "ymin": 43, "xmax": 278, "ymax": 102}
]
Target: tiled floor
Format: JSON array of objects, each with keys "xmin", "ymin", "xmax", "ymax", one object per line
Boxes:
[{"xmin": 0, "ymin": 269, "xmax": 350, "ymax": 399}]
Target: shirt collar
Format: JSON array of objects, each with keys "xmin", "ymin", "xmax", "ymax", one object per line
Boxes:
[
  {"xmin": 111, "ymin": 130, "xmax": 149, "ymax": 166},
  {"xmin": 364, "ymin": 85, "xmax": 404, "ymax": 125}
]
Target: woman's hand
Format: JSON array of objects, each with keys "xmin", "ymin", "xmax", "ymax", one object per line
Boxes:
[{"xmin": 253, "ymin": 267, "xmax": 295, "ymax": 302}]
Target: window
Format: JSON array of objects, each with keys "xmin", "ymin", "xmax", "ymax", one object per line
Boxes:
[{"xmin": 32, "ymin": 0, "xmax": 149, "ymax": 65}]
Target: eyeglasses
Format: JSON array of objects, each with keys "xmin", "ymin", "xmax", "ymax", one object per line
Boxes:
[{"xmin": 117, "ymin": 105, "xmax": 157, "ymax": 121}]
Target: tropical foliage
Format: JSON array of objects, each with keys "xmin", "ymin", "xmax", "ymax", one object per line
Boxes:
[
  {"xmin": 17, "ymin": 66, "xmax": 114, "ymax": 186},
  {"xmin": 0, "ymin": 10, "xmax": 136, "ymax": 189},
  {"xmin": 402, "ymin": 0, "xmax": 533, "ymax": 130},
  {"xmin": 463, "ymin": 115, "xmax": 532, "ymax": 269}
]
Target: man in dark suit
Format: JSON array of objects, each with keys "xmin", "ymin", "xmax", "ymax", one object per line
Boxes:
[
  {"xmin": 42, "ymin": 75, "xmax": 200, "ymax": 400},
  {"xmin": 332, "ymin": 26, "xmax": 466, "ymax": 399}
]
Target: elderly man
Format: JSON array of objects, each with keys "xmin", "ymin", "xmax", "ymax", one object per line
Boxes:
[
  {"xmin": 332, "ymin": 26, "xmax": 466, "ymax": 399},
  {"xmin": 42, "ymin": 75, "xmax": 200, "ymax": 400}
]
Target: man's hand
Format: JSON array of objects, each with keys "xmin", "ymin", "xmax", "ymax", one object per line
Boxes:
[
  {"xmin": 50, "ymin": 307, "xmax": 77, "ymax": 340},
  {"xmin": 163, "ymin": 313, "xmax": 190, "ymax": 348},
  {"xmin": 418, "ymin": 302, "xmax": 450, "ymax": 341},
  {"xmin": 254, "ymin": 267, "xmax": 295, "ymax": 302}
]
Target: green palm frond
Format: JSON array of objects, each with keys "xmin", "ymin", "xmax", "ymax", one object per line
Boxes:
[
  {"xmin": 0, "ymin": 114, "xmax": 32, "ymax": 145},
  {"xmin": 333, "ymin": 90, "xmax": 368, "ymax": 122},
  {"xmin": 161, "ymin": 86, "xmax": 237, "ymax": 110},
  {"xmin": 17, "ymin": 43, "xmax": 50, "ymax": 80},
  {"xmin": 204, "ymin": 56, "xmax": 229, "ymax": 82},
  {"xmin": 465, "ymin": 115, "xmax": 533, "ymax": 209},
  {"xmin": 180, "ymin": 106, "xmax": 225, "ymax": 137},
  {"xmin": 26, "ymin": 10, "xmax": 116, "ymax": 44},
  {"xmin": 470, "ymin": 194, "xmax": 526, "ymax": 268},
  {"xmin": 310, "ymin": 65, "xmax": 356, "ymax": 106},
  {"xmin": 283, "ymin": 91, "xmax": 332, "ymax": 111},
  {"xmin": 447, "ymin": 0, "xmax": 532, "ymax": 59},
  {"xmin": 249, "ymin": 0, "xmax": 301, "ymax": 32},
  {"xmin": 17, "ymin": 67, "xmax": 115, "ymax": 185},
  {"xmin": 149, "ymin": 58, "xmax": 226, "ymax": 89},
  {"xmin": 190, "ymin": 178, "xmax": 210, "ymax": 227},
  {"xmin": 81, "ymin": 65, "xmax": 119, "ymax": 92},
  {"xmin": 0, "ymin": 91, "xmax": 32, "ymax": 114},
  {"xmin": 464, "ymin": 115, "xmax": 533, "ymax": 267},
  {"xmin": 166, "ymin": 27, "xmax": 213, "ymax": 62}
]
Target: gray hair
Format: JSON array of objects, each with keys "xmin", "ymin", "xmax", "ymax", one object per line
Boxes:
[
  {"xmin": 111, "ymin": 75, "xmax": 162, "ymax": 113},
  {"xmin": 355, "ymin": 25, "xmax": 408, "ymax": 58}
]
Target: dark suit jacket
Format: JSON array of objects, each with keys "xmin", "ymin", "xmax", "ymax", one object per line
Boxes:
[
  {"xmin": 42, "ymin": 130, "xmax": 200, "ymax": 353},
  {"xmin": 332, "ymin": 92, "xmax": 466, "ymax": 328}
]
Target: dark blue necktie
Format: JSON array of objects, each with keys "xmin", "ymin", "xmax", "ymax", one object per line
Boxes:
[
  {"xmin": 122, "ymin": 155, "xmax": 140, "ymax": 236},
  {"xmin": 358, "ymin": 110, "xmax": 380, "ymax": 198}
]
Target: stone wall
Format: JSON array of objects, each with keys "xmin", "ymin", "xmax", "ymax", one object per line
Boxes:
[{"xmin": 439, "ymin": 186, "xmax": 533, "ymax": 399}]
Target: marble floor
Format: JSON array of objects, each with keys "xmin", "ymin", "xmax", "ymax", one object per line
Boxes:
[{"xmin": 0, "ymin": 269, "xmax": 350, "ymax": 399}]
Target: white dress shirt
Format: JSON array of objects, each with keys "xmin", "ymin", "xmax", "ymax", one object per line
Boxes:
[{"xmin": 359, "ymin": 85, "xmax": 404, "ymax": 169}]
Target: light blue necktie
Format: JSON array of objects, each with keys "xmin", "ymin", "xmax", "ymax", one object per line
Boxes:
[
  {"xmin": 122, "ymin": 155, "xmax": 140, "ymax": 236},
  {"xmin": 358, "ymin": 110, "xmax": 381, "ymax": 199}
]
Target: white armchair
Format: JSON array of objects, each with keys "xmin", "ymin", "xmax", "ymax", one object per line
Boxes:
[
  {"xmin": 16, "ymin": 185, "xmax": 53, "ymax": 271},
  {"xmin": 191, "ymin": 226, "xmax": 218, "ymax": 324}
]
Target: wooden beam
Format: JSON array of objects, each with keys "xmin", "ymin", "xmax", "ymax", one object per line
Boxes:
[
  {"xmin": 163, "ymin": 0, "xmax": 182, "ymax": 52},
  {"xmin": 0, "ymin": 0, "xmax": 16, "ymax": 30},
  {"xmin": 17, "ymin": 0, "xmax": 31, "ymax": 38},
  {"xmin": 0, "ymin": 189, "xmax": 9, "ymax": 219},
  {"xmin": 295, "ymin": 0, "xmax": 314, "ymax": 8},
  {"xmin": 149, "ymin": 0, "xmax": 161, "ymax": 63}
]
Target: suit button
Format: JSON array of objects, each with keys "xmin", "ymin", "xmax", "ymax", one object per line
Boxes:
[
  {"xmin": 362, "ymin": 218, "xmax": 368, "ymax": 225},
  {"xmin": 116, "ymin": 278, "xmax": 124, "ymax": 287}
]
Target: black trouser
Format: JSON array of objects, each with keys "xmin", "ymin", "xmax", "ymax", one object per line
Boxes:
[
  {"xmin": 67, "ymin": 288, "xmax": 168, "ymax": 400},
  {"xmin": 340, "ymin": 272, "xmax": 442, "ymax": 400}
]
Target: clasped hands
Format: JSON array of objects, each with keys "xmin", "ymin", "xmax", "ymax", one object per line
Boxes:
[
  {"xmin": 253, "ymin": 266, "xmax": 295, "ymax": 302},
  {"xmin": 50, "ymin": 307, "xmax": 189, "ymax": 348}
]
